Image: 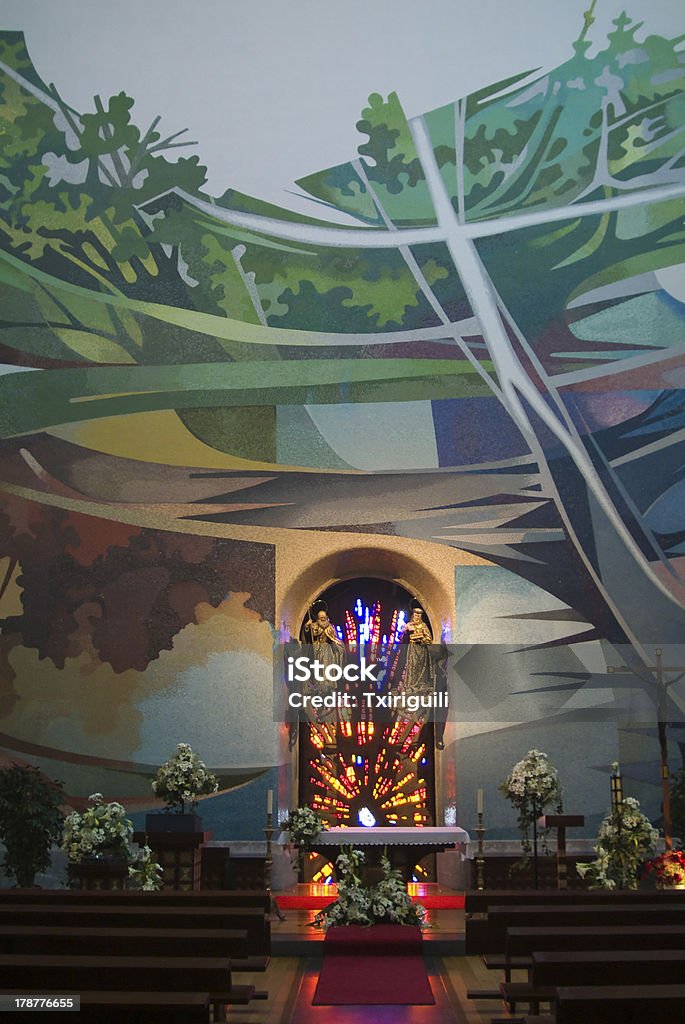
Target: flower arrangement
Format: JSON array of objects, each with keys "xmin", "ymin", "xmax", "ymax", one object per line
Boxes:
[
  {"xmin": 281, "ymin": 806, "xmax": 327, "ymax": 850},
  {"xmin": 500, "ymin": 749, "xmax": 563, "ymax": 855},
  {"xmin": 62, "ymin": 793, "xmax": 133, "ymax": 863},
  {"xmin": 151, "ymin": 743, "xmax": 218, "ymax": 813},
  {"xmin": 62, "ymin": 793, "xmax": 164, "ymax": 889},
  {"xmin": 642, "ymin": 849, "xmax": 685, "ymax": 889},
  {"xmin": 578, "ymin": 796, "xmax": 659, "ymax": 890},
  {"xmin": 314, "ymin": 848, "xmax": 426, "ymax": 929},
  {"xmin": 128, "ymin": 844, "xmax": 164, "ymax": 891}
]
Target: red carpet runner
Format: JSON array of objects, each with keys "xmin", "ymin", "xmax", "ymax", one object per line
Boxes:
[{"xmin": 312, "ymin": 924, "xmax": 435, "ymax": 1005}]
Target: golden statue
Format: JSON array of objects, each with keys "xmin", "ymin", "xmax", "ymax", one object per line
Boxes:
[{"xmin": 400, "ymin": 604, "xmax": 434, "ymax": 695}]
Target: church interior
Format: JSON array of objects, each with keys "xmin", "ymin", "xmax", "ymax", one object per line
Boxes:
[{"xmin": 1, "ymin": 0, "xmax": 685, "ymax": 1020}]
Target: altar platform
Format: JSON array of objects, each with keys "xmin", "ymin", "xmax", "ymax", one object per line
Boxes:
[{"xmin": 271, "ymin": 883, "xmax": 466, "ymax": 957}]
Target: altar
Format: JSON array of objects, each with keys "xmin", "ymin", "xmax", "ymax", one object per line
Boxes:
[{"xmin": 312, "ymin": 826, "xmax": 470, "ymax": 881}]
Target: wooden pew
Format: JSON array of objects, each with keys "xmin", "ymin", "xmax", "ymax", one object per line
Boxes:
[
  {"xmin": 506, "ymin": 922, "xmax": 685, "ymax": 959},
  {"xmin": 0, "ymin": 889, "xmax": 271, "ymax": 912},
  {"xmin": 0, "ymin": 953, "xmax": 233, "ymax": 993},
  {"xmin": 0, "ymin": 990, "xmax": 211, "ymax": 1024},
  {"xmin": 499, "ymin": 949, "xmax": 685, "ymax": 1014},
  {"xmin": 0, "ymin": 904, "xmax": 270, "ymax": 955},
  {"xmin": 465, "ymin": 887, "xmax": 685, "ymax": 914},
  {"xmin": 483, "ymin": 902, "xmax": 685, "ymax": 954},
  {"xmin": 0, "ymin": 953, "xmax": 259, "ymax": 1019},
  {"xmin": 465, "ymin": 889, "xmax": 685, "ymax": 953},
  {"xmin": 552, "ymin": 984, "xmax": 685, "ymax": 1024},
  {"xmin": 530, "ymin": 948, "xmax": 685, "ymax": 988},
  {"xmin": 0, "ymin": 925, "xmax": 250, "ymax": 960}
]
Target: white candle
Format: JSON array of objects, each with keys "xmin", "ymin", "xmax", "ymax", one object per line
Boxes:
[
  {"xmin": 477, "ymin": 788, "xmax": 484, "ymax": 815},
  {"xmin": 267, "ymin": 789, "xmax": 273, "ymax": 815}
]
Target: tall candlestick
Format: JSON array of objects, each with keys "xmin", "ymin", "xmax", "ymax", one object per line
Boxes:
[
  {"xmin": 477, "ymin": 788, "xmax": 484, "ymax": 815},
  {"xmin": 267, "ymin": 789, "xmax": 273, "ymax": 815}
]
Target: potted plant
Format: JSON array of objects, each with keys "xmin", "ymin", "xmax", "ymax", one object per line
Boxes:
[
  {"xmin": 281, "ymin": 806, "xmax": 327, "ymax": 874},
  {"xmin": 147, "ymin": 743, "xmax": 218, "ymax": 832},
  {"xmin": 0, "ymin": 764, "xmax": 65, "ymax": 887},
  {"xmin": 62, "ymin": 792, "xmax": 133, "ymax": 863},
  {"xmin": 500, "ymin": 749, "xmax": 563, "ymax": 876},
  {"xmin": 63, "ymin": 792, "xmax": 134, "ymax": 890},
  {"xmin": 578, "ymin": 796, "xmax": 658, "ymax": 890},
  {"xmin": 63, "ymin": 792, "xmax": 163, "ymax": 889}
]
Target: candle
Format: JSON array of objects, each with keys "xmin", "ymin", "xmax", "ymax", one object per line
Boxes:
[
  {"xmin": 267, "ymin": 789, "xmax": 273, "ymax": 815},
  {"xmin": 477, "ymin": 788, "xmax": 484, "ymax": 815}
]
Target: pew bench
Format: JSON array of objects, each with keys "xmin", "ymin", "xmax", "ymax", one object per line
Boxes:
[
  {"xmin": 0, "ymin": 954, "xmax": 265, "ymax": 1020},
  {"xmin": 531, "ymin": 948, "xmax": 685, "ymax": 988},
  {"xmin": 0, "ymin": 990, "xmax": 211, "ymax": 1024},
  {"xmin": 465, "ymin": 887, "xmax": 685, "ymax": 913},
  {"xmin": 550, "ymin": 984, "xmax": 685, "ymax": 1024},
  {"xmin": 465, "ymin": 888, "xmax": 685, "ymax": 953},
  {"xmin": 0, "ymin": 953, "xmax": 232, "ymax": 993},
  {"xmin": 0, "ymin": 925, "xmax": 250, "ymax": 960},
  {"xmin": 0, "ymin": 904, "xmax": 270, "ymax": 955},
  {"xmin": 506, "ymin": 922, "xmax": 685, "ymax": 959},
  {"xmin": 482, "ymin": 901, "xmax": 685, "ymax": 953},
  {"xmin": 0, "ymin": 889, "xmax": 271, "ymax": 913}
]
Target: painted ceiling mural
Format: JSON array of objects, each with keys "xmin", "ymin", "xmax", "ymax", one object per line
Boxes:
[{"xmin": 1, "ymin": 7, "xmax": 685, "ymax": 834}]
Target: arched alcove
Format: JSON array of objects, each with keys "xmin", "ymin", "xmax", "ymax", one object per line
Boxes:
[
  {"xmin": 290, "ymin": 574, "xmax": 442, "ymax": 882},
  {"xmin": 278, "ymin": 543, "xmax": 453, "ymax": 644}
]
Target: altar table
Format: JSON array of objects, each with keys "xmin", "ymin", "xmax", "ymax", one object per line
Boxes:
[{"xmin": 312, "ymin": 826, "xmax": 470, "ymax": 880}]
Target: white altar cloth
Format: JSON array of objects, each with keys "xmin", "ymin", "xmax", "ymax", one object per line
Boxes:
[{"xmin": 314, "ymin": 825, "xmax": 470, "ymax": 848}]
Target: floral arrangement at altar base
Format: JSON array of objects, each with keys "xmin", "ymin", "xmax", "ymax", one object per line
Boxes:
[
  {"xmin": 499, "ymin": 749, "xmax": 563, "ymax": 856},
  {"xmin": 151, "ymin": 743, "xmax": 218, "ymax": 813},
  {"xmin": 281, "ymin": 806, "xmax": 328, "ymax": 850},
  {"xmin": 642, "ymin": 849, "xmax": 685, "ymax": 889},
  {"xmin": 313, "ymin": 847, "xmax": 426, "ymax": 929},
  {"xmin": 62, "ymin": 793, "xmax": 133, "ymax": 863},
  {"xmin": 577, "ymin": 796, "xmax": 659, "ymax": 890}
]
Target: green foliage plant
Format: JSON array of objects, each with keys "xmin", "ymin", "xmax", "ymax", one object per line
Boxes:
[{"xmin": 0, "ymin": 764, "xmax": 65, "ymax": 887}]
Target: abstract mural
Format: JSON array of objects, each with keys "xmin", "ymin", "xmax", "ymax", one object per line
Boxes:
[{"xmin": 1, "ymin": 6, "xmax": 685, "ymax": 842}]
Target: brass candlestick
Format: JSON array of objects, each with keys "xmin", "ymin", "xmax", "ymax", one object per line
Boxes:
[{"xmin": 475, "ymin": 811, "xmax": 486, "ymax": 891}]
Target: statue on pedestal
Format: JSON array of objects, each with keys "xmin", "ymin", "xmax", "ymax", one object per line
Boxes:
[
  {"xmin": 302, "ymin": 603, "xmax": 345, "ymax": 724},
  {"xmin": 401, "ymin": 603, "xmax": 434, "ymax": 695}
]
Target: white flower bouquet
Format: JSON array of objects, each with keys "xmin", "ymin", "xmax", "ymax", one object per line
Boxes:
[
  {"xmin": 578, "ymin": 796, "xmax": 658, "ymax": 890},
  {"xmin": 62, "ymin": 792, "xmax": 133, "ymax": 863},
  {"xmin": 500, "ymin": 749, "xmax": 563, "ymax": 855},
  {"xmin": 151, "ymin": 743, "xmax": 218, "ymax": 813},
  {"xmin": 281, "ymin": 806, "xmax": 327, "ymax": 849}
]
